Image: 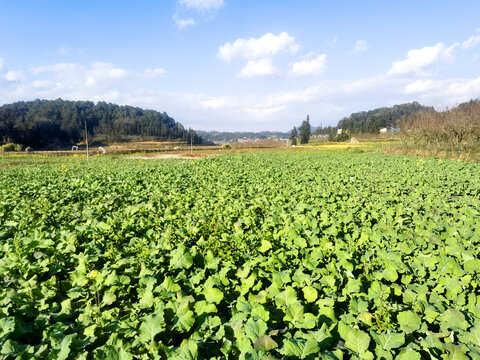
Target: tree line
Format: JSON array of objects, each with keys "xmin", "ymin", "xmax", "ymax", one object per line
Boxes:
[
  {"xmin": 0, "ymin": 99, "xmax": 203, "ymax": 148},
  {"xmin": 337, "ymin": 102, "xmax": 433, "ymax": 133}
]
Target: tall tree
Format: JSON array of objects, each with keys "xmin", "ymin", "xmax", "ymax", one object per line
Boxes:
[
  {"xmin": 289, "ymin": 126, "xmax": 298, "ymax": 145},
  {"xmin": 299, "ymin": 115, "xmax": 311, "ymax": 144}
]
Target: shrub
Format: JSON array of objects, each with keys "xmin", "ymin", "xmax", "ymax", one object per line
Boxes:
[{"xmin": 0, "ymin": 143, "xmax": 22, "ymax": 152}]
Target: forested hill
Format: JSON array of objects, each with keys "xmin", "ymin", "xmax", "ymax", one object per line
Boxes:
[
  {"xmin": 337, "ymin": 102, "xmax": 434, "ymax": 133},
  {"xmin": 0, "ymin": 99, "xmax": 202, "ymax": 148}
]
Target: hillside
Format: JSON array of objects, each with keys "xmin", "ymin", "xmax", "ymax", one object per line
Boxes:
[
  {"xmin": 0, "ymin": 99, "xmax": 202, "ymax": 148},
  {"xmin": 337, "ymin": 101, "xmax": 434, "ymax": 133}
]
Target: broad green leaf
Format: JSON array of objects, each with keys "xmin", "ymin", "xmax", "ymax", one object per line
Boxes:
[
  {"xmin": 397, "ymin": 311, "xmax": 421, "ymax": 333},
  {"xmin": 283, "ymin": 338, "xmax": 319, "ymax": 359},
  {"xmin": 299, "ymin": 313, "xmax": 317, "ymax": 329},
  {"xmin": 275, "ymin": 286, "xmax": 297, "ymax": 307},
  {"xmin": 439, "ymin": 308, "xmax": 469, "ymax": 332},
  {"xmin": 244, "ymin": 318, "xmax": 268, "ymax": 342},
  {"xmin": 172, "ymin": 340, "xmax": 198, "ymax": 360},
  {"xmin": 0, "ymin": 317, "xmax": 15, "ymax": 339},
  {"xmin": 57, "ymin": 334, "xmax": 76, "ymax": 360},
  {"xmin": 194, "ymin": 300, "xmax": 217, "ymax": 316},
  {"xmin": 284, "ymin": 303, "xmax": 304, "ymax": 324},
  {"xmin": 371, "ymin": 332, "xmax": 404, "ymax": 350},
  {"xmin": 204, "ymin": 287, "xmax": 224, "ymax": 304},
  {"xmin": 95, "ymin": 344, "xmax": 133, "ymax": 360},
  {"xmin": 396, "ymin": 349, "xmax": 421, "ymax": 360},
  {"xmin": 102, "ymin": 292, "xmax": 117, "ymax": 306},
  {"xmin": 254, "ymin": 335, "xmax": 278, "ymax": 352},
  {"xmin": 302, "ymin": 286, "xmax": 318, "ymax": 303},
  {"xmin": 443, "ymin": 343, "xmax": 469, "ymax": 360},
  {"xmin": 344, "ymin": 328, "xmax": 370, "ymax": 355},
  {"xmin": 357, "ymin": 312, "xmax": 373, "ymax": 326},
  {"xmin": 162, "ymin": 276, "xmax": 181, "ymax": 292},
  {"xmin": 258, "ymin": 240, "xmax": 272, "ymax": 253},
  {"xmin": 139, "ymin": 313, "xmax": 164, "ymax": 343},
  {"xmin": 173, "ymin": 310, "xmax": 195, "ymax": 332},
  {"xmin": 170, "ymin": 244, "xmax": 193, "ymax": 269}
]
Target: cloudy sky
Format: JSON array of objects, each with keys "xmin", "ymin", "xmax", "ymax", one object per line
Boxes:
[{"xmin": 1, "ymin": 0, "xmax": 480, "ymax": 131}]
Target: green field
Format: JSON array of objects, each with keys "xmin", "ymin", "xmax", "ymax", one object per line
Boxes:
[{"xmin": 1, "ymin": 152, "xmax": 480, "ymax": 359}]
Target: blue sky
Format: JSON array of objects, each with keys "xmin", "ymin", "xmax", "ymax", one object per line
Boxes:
[{"xmin": 1, "ymin": 0, "xmax": 480, "ymax": 131}]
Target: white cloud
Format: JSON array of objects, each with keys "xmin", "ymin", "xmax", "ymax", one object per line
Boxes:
[
  {"xmin": 351, "ymin": 40, "xmax": 368, "ymax": 55},
  {"xmin": 85, "ymin": 62, "xmax": 128, "ymax": 86},
  {"xmin": 291, "ymin": 54, "xmax": 327, "ymax": 77},
  {"xmin": 462, "ymin": 34, "xmax": 480, "ymax": 49},
  {"xmin": 389, "ymin": 42, "xmax": 457, "ymax": 75},
  {"xmin": 4, "ymin": 70, "xmax": 23, "ymax": 82},
  {"xmin": 0, "ymin": 58, "xmax": 3, "ymax": 71},
  {"xmin": 139, "ymin": 68, "xmax": 166, "ymax": 79},
  {"xmin": 173, "ymin": 13, "xmax": 196, "ymax": 29},
  {"xmin": 218, "ymin": 32, "xmax": 299, "ymax": 62},
  {"xmin": 201, "ymin": 97, "xmax": 228, "ymax": 109},
  {"xmin": 32, "ymin": 63, "xmax": 82, "ymax": 75},
  {"xmin": 405, "ymin": 77, "xmax": 480, "ymax": 100},
  {"xmin": 238, "ymin": 58, "xmax": 276, "ymax": 78},
  {"xmin": 179, "ymin": 0, "xmax": 224, "ymax": 12},
  {"xmin": 31, "ymin": 80, "xmax": 57, "ymax": 90}
]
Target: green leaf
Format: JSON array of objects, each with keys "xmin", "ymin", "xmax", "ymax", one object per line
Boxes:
[
  {"xmin": 258, "ymin": 240, "xmax": 272, "ymax": 253},
  {"xmin": 57, "ymin": 334, "xmax": 76, "ymax": 360},
  {"xmin": 443, "ymin": 343, "xmax": 469, "ymax": 360},
  {"xmin": 139, "ymin": 313, "xmax": 164, "ymax": 343},
  {"xmin": 162, "ymin": 276, "xmax": 181, "ymax": 292},
  {"xmin": 194, "ymin": 300, "xmax": 217, "ymax": 316},
  {"xmin": 139, "ymin": 289, "xmax": 154, "ymax": 309},
  {"xmin": 172, "ymin": 340, "xmax": 198, "ymax": 360},
  {"xmin": 95, "ymin": 344, "xmax": 133, "ymax": 360},
  {"xmin": 397, "ymin": 311, "xmax": 421, "ymax": 333},
  {"xmin": 274, "ymin": 286, "xmax": 297, "ymax": 307},
  {"xmin": 439, "ymin": 308, "xmax": 469, "ymax": 332},
  {"xmin": 357, "ymin": 312, "xmax": 373, "ymax": 326},
  {"xmin": 254, "ymin": 335, "xmax": 278, "ymax": 352},
  {"xmin": 299, "ymin": 313, "xmax": 317, "ymax": 329},
  {"xmin": 283, "ymin": 338, "xmax": 319, "ymax": 359},
  {"xmin": 0, "ymin": 317, "xmax": 15, "ymax": 339},
  {"xmin": 396, "ymin": 349, "xmax": 421, "ymax": 360},
  {"xmin": 371, "ymin": 332, "xmax": 404, "ymax": 350},
  {"xmin": 302, "ymin": 286, "xmax": 318, "ymax": 303},
  {"xmin": 173, "ymin": 310, "xmax": 195, "ymax": 333},
  {"xmin": 344, "ymin": 328, "xmax": 370, "ymax": 355},
  {"xmin": 204, "ymin": 287, "xmax": 224, "ymax": 304},
  {"xmin": 284, "ymin": 303, "xmax": 304, "ymax": 324},
  {"xmin": 244, "ymin": 318, "xmax": 268, "ymax": 342},
  {"xmin": 170, "ymin": 244, "xmax": 193, "ymax": 269},
  {"xmin": 102, "ymin": 292, "xmax": 117, "ymax": 306}
]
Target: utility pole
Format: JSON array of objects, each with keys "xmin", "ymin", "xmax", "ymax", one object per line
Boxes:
[
  {"xmin": 85, "ymin": 119, "xmax": 89, "ymax": 162},
  {"xmin": 190, "ymin": 130, "xmax": 193, "ymax": 155}
]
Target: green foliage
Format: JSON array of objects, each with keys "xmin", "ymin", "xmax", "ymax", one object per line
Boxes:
[
  {"xmin": 0, "ymin": 99, "xmax": 202, "ymax": 148},
  {"xmin": 337, "ymin": 101, "xmax": 432, "ymax": 133},
  {"xmin": 0, "ymin": 143, "xmax": 22, "ymax": 152},
  {"xmin": 1, "ymin": 152, "xmax": 480, "ymax": 358},
  {"xmin": 329, "ymin": 131, "xmax": 351, "ymax": 142},
  {"xmin": 290, "ymin": 126, "xmax": 298, "ymax": 146},
  {"xmin": 299, "ymin": 115, "xmax": 311, "ymax": 144}
]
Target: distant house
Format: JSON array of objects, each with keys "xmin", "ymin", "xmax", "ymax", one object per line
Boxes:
[
  {"xmin": 337, "ymin": 128, "xmax": 343, "ymax": 135},
  {"xmin": 381, "ymin": 127, "xmax": 400, "ymax": 133}
]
